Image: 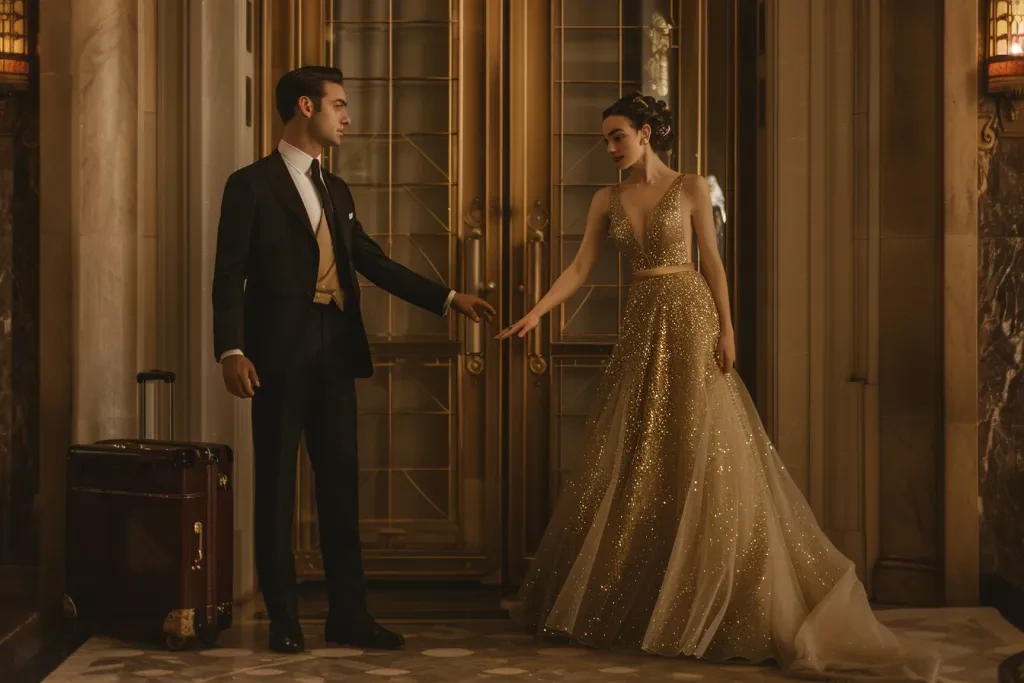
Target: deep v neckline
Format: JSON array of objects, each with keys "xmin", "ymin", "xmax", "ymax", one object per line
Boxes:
[{"xmin": 617, "ymin": 173, "xmax": 684, "ymax": 253}]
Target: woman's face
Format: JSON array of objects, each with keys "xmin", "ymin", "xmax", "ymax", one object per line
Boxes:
[{"xmin": 602, "ymin": 115, "xmax": 648, "ymax": 170}]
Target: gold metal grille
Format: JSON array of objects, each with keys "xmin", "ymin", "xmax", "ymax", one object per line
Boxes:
[
  {"xmin": 545, "ymin": 0, "xmax": 682, "ymax": 517},
  {"xmin": 327, "ymin": 0, "xmax": 458, "ymax": 341},
  {"xmin": 296, "ymin": 1, "xmax": 469, "ymax": 573},
  {"xmin": 552, "ymin": 0, "xmax": 681, "ymax": 344},
  {"xmin": 988, "ymin": 0, "xmax": 1024, "ymax": 58},
  {"xmin": 0, "ymin": 0, "xmax": 29, "ymax": 87}
]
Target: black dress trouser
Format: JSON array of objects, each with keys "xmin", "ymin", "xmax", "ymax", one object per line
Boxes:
[{"xmin": 251, "ymin": 302, "xmax": 366, "ymax": 627}]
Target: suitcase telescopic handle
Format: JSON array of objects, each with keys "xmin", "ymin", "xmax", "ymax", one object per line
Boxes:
[
  {"xmin": 137, "ymin": 370, "xmax": 176, "ymax": 384},
  {"xmin": 137, "ymin": 369, "xmax": 176, "ymax": 439}
]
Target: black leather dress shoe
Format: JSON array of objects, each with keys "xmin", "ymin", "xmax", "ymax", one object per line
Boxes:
[
  {"xmin": 269, "ymin": 623, "xmax": 305, "ymax": 654},
  {"xmin": 324, "ymin": 617, "xmax": 405, "ymax": 650}
]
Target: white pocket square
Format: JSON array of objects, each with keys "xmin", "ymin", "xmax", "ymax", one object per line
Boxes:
[{"xmin": 348, "ymin": 212, "xmax": 354, "ymax": 219}]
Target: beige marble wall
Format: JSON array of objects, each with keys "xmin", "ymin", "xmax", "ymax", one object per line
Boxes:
[
  {"xmin": 763, "ymin": 0, "xmax": 963, "ymax": 604},
  {"xmin": 69, "ymin": 0, "xmax": 139, "ymax": 443},
  {"xmin": 762, "ymin": 0, "xmax": 873, "ymax": 581},
  {"xmin": 39, "ymin": 0, "xmax": 158, "ymax": 607},
  {"xmin": 38, "ymin": 0, "xmax": 256, "ymax": 607},
  {"xmin": 183, "ymin": 0, "xmax": 257, "ymax": 601},
  {"xmin": 871, "ymin": 0, "xmax": 945, "ymax": 606},
  {"xmin": 942, "ymin": 0, "xmax": 980, "ymax": 607}
]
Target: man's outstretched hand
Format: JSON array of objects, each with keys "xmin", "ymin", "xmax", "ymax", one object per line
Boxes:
[{"xmin": 450, "ymin": 292, "xmax": 496, "ymax": 323}]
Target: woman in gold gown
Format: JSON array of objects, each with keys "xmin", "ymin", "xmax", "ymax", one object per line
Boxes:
[{"xmin": 497, "ymin": 94, "xmax": 942, "ymax": 682}]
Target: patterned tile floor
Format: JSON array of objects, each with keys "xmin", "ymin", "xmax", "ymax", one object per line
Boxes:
[{"xmin": 42, "ymin": 608, "xmax": 1024, "ymax": 682}]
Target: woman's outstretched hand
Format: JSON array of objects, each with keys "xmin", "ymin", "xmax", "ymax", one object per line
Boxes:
[{"xmin": 496, "ymin": 312, "xmax": 541, "ymax": 340}]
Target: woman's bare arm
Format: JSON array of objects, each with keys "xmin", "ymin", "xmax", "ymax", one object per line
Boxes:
[
  {"xmin": 686, "ymin": 175, "xmax": 734, "ymax": 338},
  {"xmin": 531, "ymin": 187, "xmax": 612, "ymax": 318},
  {"xmin": 497, "ymin": 187, "xmax": 611, "ymax": 339}
]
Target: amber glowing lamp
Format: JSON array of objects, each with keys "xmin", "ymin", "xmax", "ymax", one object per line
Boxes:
[
  {"xmin": 987, "ymin": 0, "xmax": 1024, "ymax": 135},
  {"xmin": 0, "ymin": 0, "xmax": 30, "ymax": 90}
]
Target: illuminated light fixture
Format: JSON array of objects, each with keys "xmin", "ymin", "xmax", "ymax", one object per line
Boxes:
[
  {"xmin": 0, "ymin": 0, "xmax": 29, "ymax": 89},
  {"xmin": 986, "ymin": 0, "xmax": 1024, "ymax": 135}
]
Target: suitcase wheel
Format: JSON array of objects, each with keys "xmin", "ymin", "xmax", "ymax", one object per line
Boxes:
[
  {"xmin": 197, "ymin": 623, "xmax": 221, "ymax": 646},
  {"xmin": 164, "ymin": 609, "xmax": 203, "ymax": 651},
  {"xmin": 165, "ymin": 635, "xmax": 189, "ymax": 651},
  {"xmin": 162, "ymin": 617, "xmax": 219, "ymax": 650}
]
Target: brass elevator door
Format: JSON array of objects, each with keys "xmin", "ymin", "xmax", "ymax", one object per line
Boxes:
[
  {"xmin": 282, "ymin": 0, "xmax": 712, "ymax": 585},
  {"xmin": 292, "ymin": 0, "xmax": 504, "ymax": 581}
]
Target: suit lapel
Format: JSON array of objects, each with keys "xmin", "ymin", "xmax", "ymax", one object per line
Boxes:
[
  {"xmin": 266, "ymin": 150, "xmax": 315, "ymax": 238},
  {"xmin": 325, "ymin": 175, "xmax": 354, "ymax": 255}
]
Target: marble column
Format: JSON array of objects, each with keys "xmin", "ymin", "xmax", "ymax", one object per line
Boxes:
[
  {"xmin": 942, "ymin": 0, "xmax": 979, "ymax": 606},
  {"xmin": 184, "ymin": 0, "xmax": 256, "ymax": 602},
  {"xmin": 38, "ymin": 0, "xmax": 73, "ymax": 609},
  {"xmin": 978, "ymin": 109, "xmax": 1024, "ymax": 605},
  {"xmin": 0, "ymin": 97, "xmax": 16, "ymax": 566},
  {"xmin": 0, "ymin": 90, "xmax": 42, "ymax": 574},
  {"xmin": 70, "ymin": 0, "xmax": 138, "ymax": 443}
]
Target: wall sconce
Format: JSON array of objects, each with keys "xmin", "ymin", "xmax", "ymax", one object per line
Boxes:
[
  {"xmin": 986, "ymin": 0, "xmax": 1024, "ymax": 135},
  {"xmin": 0, "ymin": 0, "xmax": 30, "ymax": 90}
]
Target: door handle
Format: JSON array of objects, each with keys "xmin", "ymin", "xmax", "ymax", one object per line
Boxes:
[
  {"xmin": 464, "ymin": 198, "xmax": 485, "ymax": 375},
  {"xmin": 527, "ymin": 201, "xmax": 548, "ymax": 375}
]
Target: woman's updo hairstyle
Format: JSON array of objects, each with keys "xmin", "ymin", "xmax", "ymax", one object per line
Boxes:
[{"xmin": 602, "ymin": 92, "xmax": 675, "ymax": 153}]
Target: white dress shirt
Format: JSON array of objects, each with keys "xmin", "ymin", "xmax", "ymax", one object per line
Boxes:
[{"xmin": 219, "ymin": 139, "xmax": 456, "ymax": 362}]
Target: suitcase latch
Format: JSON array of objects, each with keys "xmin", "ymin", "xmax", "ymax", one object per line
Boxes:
[{"xmin": 191, "ymin": 521, "xmax": 204, "ymax": 571}]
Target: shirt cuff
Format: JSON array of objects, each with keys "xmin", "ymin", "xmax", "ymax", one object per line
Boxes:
[
  {"xmin": 442, "ymin": 290, "xmax": 456, "ymax": 317},
  {"xmin": 219, "ymin": 349, "xmax": 244, "ymax": 362}
]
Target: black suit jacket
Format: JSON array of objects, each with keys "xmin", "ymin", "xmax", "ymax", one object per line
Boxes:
[{"xmin": 212, "ymin": 150, "xmax": 452, "ymax": 377}]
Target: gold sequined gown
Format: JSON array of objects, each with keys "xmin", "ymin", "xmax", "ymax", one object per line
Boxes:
[{"xmin": 506, "ymin": 175, "xmax": 941, "ymax": 681}]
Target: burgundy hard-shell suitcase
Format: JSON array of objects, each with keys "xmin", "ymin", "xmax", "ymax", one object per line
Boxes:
[{"xmin": 64, "ymin": 370, "xmax": 234, "ymax": 649}]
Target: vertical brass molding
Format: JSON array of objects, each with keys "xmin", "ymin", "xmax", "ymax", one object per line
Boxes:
[
  {"xmin": 259, "ymin": 0, "xmax": 292, "ymax": 155},
  {"xmin": 454, "ymin": 0, "xmax": 504, "ymax": 582},
  {"xmin": 486, "ymin": 0, "xmax": 506, "ymax": 582},
  {"xmin": 261, "ymin": 0, "xmax": 320, "ymax": 157},
  {"xmin": 729, "ymin": 0, "xmax": 741, "ymax": 351},
  {"xmin": 941, "ymin": 0, "xmax": 980, "ymax": 606},
  {"xmin": 508, "ymin": 0, "xmax": 527, "ymax": 584},
  {"xmin": 253, "ymin": 0, "xmax": 267, "ymax": 156},
  {"xmin": 757, "ymin": 0, "xmax": 777, "ymax": 439},
  {"xmin": 677, "ymin": 0, "xmax": 704, "ymax": 174},
  {"xmin": 507, "ymin": 0, "xmax": 551, "ymax": 583},
  {"xmin": 297, "ymin": 1, "xmax": 324, "ymax": 159},
  {"xmin": 699, "ymin": 0, "xmax": 707, "ymax": 177},
  {"xmin": 290, "ymin": 0, "xmax": 300, "ymax": 68},
  {"xmin": 300, "ymin": 0, "xmax": 323, "ymax": 66},
  {"xmin": 862, "ymin": 0, "xmax": 882, "ymax": 598},
  {"xmin": 456, "ymin": 0, "xmax": 467, "ymax": 562}
]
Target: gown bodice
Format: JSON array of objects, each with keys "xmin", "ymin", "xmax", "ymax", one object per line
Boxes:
[{"xmin": 608, "ymin": 174, "xmax": 691, "ymax": 273}]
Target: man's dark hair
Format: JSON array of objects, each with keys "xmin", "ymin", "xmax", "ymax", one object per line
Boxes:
[{"xmin": 275, "ymin": 66, "xmax": 345, "ymax": 123}]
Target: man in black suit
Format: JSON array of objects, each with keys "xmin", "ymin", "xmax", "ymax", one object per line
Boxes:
[{"xmin": 212, "ymin": 66, "xmax": 494, "ymax": 654}]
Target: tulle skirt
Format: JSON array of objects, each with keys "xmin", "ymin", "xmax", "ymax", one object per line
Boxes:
[{"xmin": 505, "ymin": 269, "xmax": 941, "ymax": 681}]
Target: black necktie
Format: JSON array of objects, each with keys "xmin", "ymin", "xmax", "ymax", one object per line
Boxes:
[{"xmin": 309, "ymin": 158, "xmax": 338, "ymax": 235}]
